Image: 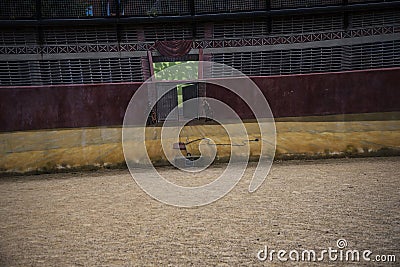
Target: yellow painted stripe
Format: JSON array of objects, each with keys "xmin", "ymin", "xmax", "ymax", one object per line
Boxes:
[{"xmin": 1, "ymin": 119, "xmax": 399, "ymax": 173}]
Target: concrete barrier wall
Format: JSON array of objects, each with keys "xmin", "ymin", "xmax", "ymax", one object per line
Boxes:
[
  {"xmin": 1, "ymin": 117, "xmax": 400, "ymax": 173},
  {"xmin": 1, "ymin": 68, "xmax": 399, "ymax": 173}
]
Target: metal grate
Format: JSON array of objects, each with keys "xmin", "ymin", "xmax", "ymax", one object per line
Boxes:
[
  {"xmin": 121, "ymin": 23, "xmax": 209, "ymax": 42},
  {"xmin": 272, "ymin": 13, "xmax": 343, "ymax": 34},
  {"xmin": 195, "ymin": 0, "xmax": 266, "ymax": 14},
  {"xmin": 213, "ymin": 20, "xmax": 269, "ymax": 39},
  {"xmin": 349, "ymin": 40, "xmax": 400, "ymax": 70},
  {"xmin": 124, "ymin": 0, "xmax": 191, "ymax": 16},
  {"xmin": 43, "ymin": 25, "xmax": 117, "ymax": 44},
  {"xmin": 211, "ymin": 47, "xmax": 343, "ymax": 77},
  {"xmin": 0, "ymin": 27, "xmax": 38, "ymax": 46},
  {"xmin": 141, "ymin": 24, "xmax": 193, "ymax": 41},
  {"xmin": 0, "ymin": 57, "xmax": 143, "ymax": 86},
  {"xmin": 270, "ymin": 0, "xmax": 342, "ymax": 9},
  {"xmin": 0, "ymin": 61, "xmax": 40, "ymax": 85},
  {"xmin": 350, "ymin": 9, "xmax": 400, "ymax": 28},
  {"xmin": 120, "ymin": 24, "xmax": 193, "ymax": 42},
  {"xmin": 120, "ymin": 25, "xmax": 140, "ymax": 43},
  {"xmin": 156, "ymin": 83, "xmax": 178, "ymax": 121},
  {"xmin": 0, "ymin": 0, "xmax": 36, "ymax": 19},
  {"xmin": 210, "ymin": 40, "xmax": 400, "ymax": 77},
  {"xmin": 195, "ymin": 23, "xmax": 208, "ymax": 39}
]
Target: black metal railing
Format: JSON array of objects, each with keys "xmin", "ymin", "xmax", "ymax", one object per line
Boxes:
[{"xmin": 0, "ymin": 0, "xmax": 397, "ymax": 20}]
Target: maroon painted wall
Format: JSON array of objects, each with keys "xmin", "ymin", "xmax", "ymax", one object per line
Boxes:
[
  {"xmin": 206, "ymin": 68, "xmax": 400, "ymax": 119},
  {"xmin": 0, "ymin": 83, "xmax": 141, "ymax": 132},
  {"xmin": 1, "ymin": 68, "xmax": 399, "ymax": 132}
]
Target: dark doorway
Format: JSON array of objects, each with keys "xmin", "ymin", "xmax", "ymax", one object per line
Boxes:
[{"xmin": 151, "ymin": 59, "xmax": 199, "ymax": 123}]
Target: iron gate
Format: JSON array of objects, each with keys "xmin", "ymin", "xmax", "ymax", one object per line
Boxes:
[{"xmin": 156, "ymin": 82, "xmax": 199, "ymax": 122}]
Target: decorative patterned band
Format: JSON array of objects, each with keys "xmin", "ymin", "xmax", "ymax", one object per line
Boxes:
[{"xmin": 0, "ymin": 26, "xmax": 397, "ymax": 55}]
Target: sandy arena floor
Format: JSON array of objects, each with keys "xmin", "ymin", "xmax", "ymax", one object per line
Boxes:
[{"xmin": 0, "ymin": 157, "xmax": 399, "ymax": 266}]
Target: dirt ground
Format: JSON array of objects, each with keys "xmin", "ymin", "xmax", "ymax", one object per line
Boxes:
[{"xmin": 0, "ymin": 157, "xmax": 399, "ymax": 266}]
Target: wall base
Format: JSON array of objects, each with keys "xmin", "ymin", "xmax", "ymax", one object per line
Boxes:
[{"xmin": 1, "ymin": 113, "xmax": 399, "ymax": 174}]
